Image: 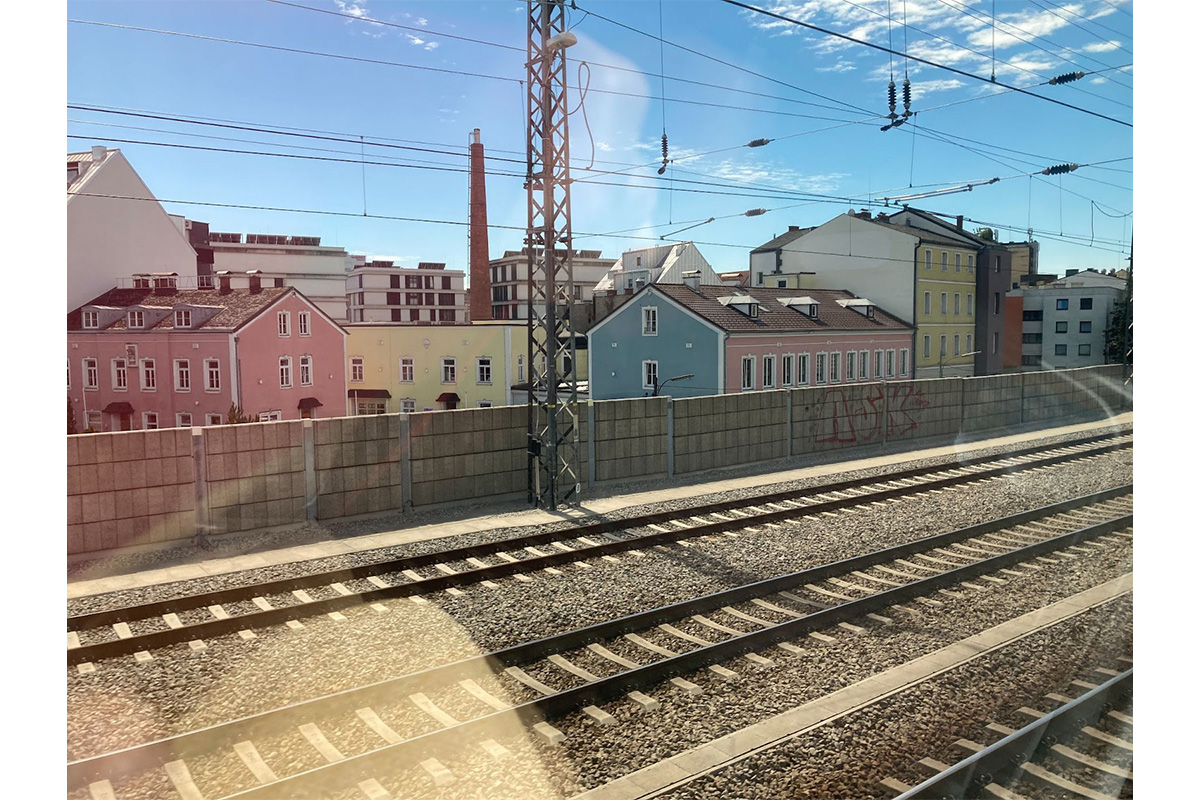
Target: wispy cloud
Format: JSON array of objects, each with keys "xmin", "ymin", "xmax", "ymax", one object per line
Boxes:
[
  {"xmin": 404, "ymin": 33, "xmax": 439, "ymax": 51},
  {"xmin": 816, "ymin": 60, "xmax": 857, "ymax": 73},
  {"xmin": 1082, "ymin": 39, "xmax": 1121, "ymax": 53}
]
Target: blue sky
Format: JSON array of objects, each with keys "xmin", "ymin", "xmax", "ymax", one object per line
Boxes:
[{"xmin": 66, "ymin": 0, "xmax": 1134, "ymax": 277}]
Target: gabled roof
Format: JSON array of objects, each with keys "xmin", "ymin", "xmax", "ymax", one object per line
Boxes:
[
  {"xmin": 751, "ymin": 226, "xmax": 816, "ymax": 253},
  {"xmin": 68, "ymin": 287, "xmax": 296, "ymax": 332},
  {"xmin": 857, "ymin": 216, "xmax": 971, "ymax": 249},
  {"xmin": 652, "ymin": 285, "xmax": 912, "ymax": 333},
  {"xmin": 884, "ymin": 207, "xmax": 991, "ymax": 247}
]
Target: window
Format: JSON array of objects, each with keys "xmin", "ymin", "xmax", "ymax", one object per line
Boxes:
[
  {"xmin": 941, "ymin": 252, "xmax": 948, "ymax": 271},
  {"xmin": 741, "ymin": 356, "xmax": 755, "ymax": 390},
  {"xmin": 1079, "ymin": 321, "xmax": 1092, "ymax": 333},
  {"xmin": 953, "ymin": 335, "xmax": 961, "ymax": 356},
  {"xmin": 400, "ymin": 357, "xmax": 414, "ymax": 382},
  {"xmin": 300, "ymin": 356, "xmax": 312, "ymax": 387},
  {"xmin": 1079, "ymin": 344, "xmax": 1091, "ymax": 356},
  {"xmin": 923, "ymin": 336, "xmax": 931, "ymax": 359},
  {"xmin": 299, "ymin": 311, "xmax": 311, "ymax": 336},
  {"xmin": 1080, "ymin": 297, "xmax": 1093, "ymax": 310},
  {"xmin": 83, "ymin": 358, "xmax": 98, "ymax": 390},
  {"xmin": 83, "ymin": 311, "xmax": 98, "ymax": 329},
  {"xmin": 401, "ymin": 399, "xmax": 416, "ymax": 413},
  {"xmin": 642, "ymin": 306, "xmax": 658, "ymax": 335},
  {"xmin": 899, "ymin": 349, "xmax": 909, "ymax": 376},
  {"xmin": 1022, "ymin": 355, "xmax": 1041, "ymax": 366},
  {"xmin": 846, "ymin": 351, "xmax": 857, "ymax": 382},
  {"xmin": 874, "ymin": 350, "xmax": 884, "ymax": 378},
  {"xmin": 797, "ymin": 353, "xmax": 810, "ymax": 385},
  {"xmin": 967, "ymin": 294, "xmax": 974, "ymax": 316},
  {"xmin": 127, "ymin": 310, "xmax": 144, "ymax": 328},
  {"xmin": 1055, "ymin": 321, "xmax": 1067, "ymax": 333},
  {"xmin": 205, "ymin": 413, "xmax": 223, "ymax": 426},
  {"xmin": 968, "ymin": 255, "xmax": 975, "ymax": 272},
  {"xmin": 279, "ymin": 356, "xmax": 292, "ymax": 388},
  {"xmin": 939, "ymin": 335, "xmax": 948, "ymax": 357},
  {"xmin": 954, "ymin": 294, "xmax": 961, "ymax": 315},
  {"xmin": 1023, "ymin": 310, "xmax": 1043, "ymax": 321},
  {"xmin": 112, "ymin": 359, "xmax": 128, "ymax": 391},
  {"xmin": 1056, "ymin": 298, "xmax": 1069, "ymax": 310},
  {"xmin": 278, "ymin": 311, "xmax": 290, "ymax": 337},
  {"xmin": 992, "ymin": 332, "xmax": 1000, "ymax": 354},
  {"xmin": 141, "ymin": 359, "xmax": 156, "ymax": 391},
  {"xmin": 955, "ymin": 253, "xmax": 961, "ymax": 272},
  {"xmin": 940, "ymin": 293, "xmax": 948, "ymax": 315},
  {"xmin": 966, "ymin": 335, "xmax": 973, "ymax": 353},
  {"xmin": 994, "ymin": 255, "xmax": 1001, "ymax": 274},
  {"xmin": 174, "ymin": 359, "xmax": 190, "ymax": 391},
  {"xmin": 67, "ymin": 359, "xmax": 71, "ymax": 390},
  {"xmin": 441, "ymin": 357, "xmax": 457, "ymax": 383},
  {"xmin": 858, "ymin": 350, "xmax": 868, "ymax": 380},
  {"xmin": 176, "ymin": 412, "xmax": 192, "ymax": 428},
  {"xmin": 815, "ymin": 353, "xmax": 827, "ymax": 384},
  {"xmin": 828, "ymin": 352, "xmax": 840, "ymax": 383},
  {"xmin": 1055, "ymin": 344, "xmax": 1068, "ymax": 356},
  {"xmin": 477, "ymin": 357, "xmax": 492, "ymax": 384},
  {"xmin": 923, "ymin": 292, "xmax": 931, "ymax": 315},
  {"xmin": 478, "ymin": 401, "xmax": 493, "ymax": 408},
  {"xmin": 782, "ymin": 354, "xmax": 794, "ymax": 386},
  {"xmin": 350, "ymin": 357, "xmax": 364, "ymax": 383},
  {"xmin": 517, "ymin": 356, "xmax": 526, "ymax": 383},
  {"xmin": 205, "ymin": 359, "xmax": 220, "ymax": 391},
  {"xmin": 994, "ymin": 293, "xmax": 1001, "ymax": 315},
  {"xmin": 143, "ymin": 412, "xmax": 158, "ymax": 430},
  {"xmin": 259, "ymin": 411, "xmax": 282, "ymax": 422},
  {"xmin": 644, "ymin": 360, "xmax": 659, "ymax": 391},
  {"xmin": 175, "ymin": 310, "xmax": 191, "ymax": 328},
  {"xmin": 924, "ymin": 250, "xmax": 932, "ymax": 269},
  {"xmin": 763, "ymin": 355, "xmax": 776, "ymax": 388},
  {"xmin": 886, "ymin": 349, "xmax": 895, "ymax": 378}
]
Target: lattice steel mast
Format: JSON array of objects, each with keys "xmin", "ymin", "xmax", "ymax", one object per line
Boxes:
[{"xmin": 526, "ymin": 0, "xmax": 581, "ymax": 509}]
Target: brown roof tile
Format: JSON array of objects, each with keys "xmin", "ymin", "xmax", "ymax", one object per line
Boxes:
[
  {"xmin": 653, "ymin": 284, "xmax": 913, "ymax": 333},
  {"xmin": 67, "ymin": 287, "xmax": 292, "ymax": 332}
]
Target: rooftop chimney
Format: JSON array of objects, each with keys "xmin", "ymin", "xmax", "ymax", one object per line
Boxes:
[
  {"xmin": 956, "ymin": 215, "xmax": 964, "ymax": 229},
  {"xmin": 1065, "ymin": 269, "xmax": 1079, "ymax": 277},
  {"xmin": 468, "ymin": 128, "xmax": 492, "ymax": 321},
  {"xmin": 247, "ymin": 270, "xmax": 262, "ymax": 294},
  {"xmin": 788, "ymin": 225, "xmax": 799, "ymax": 232},
  {"xmin": 682, "ymin": 270, "xmax": 701, "ymax": 292},
  {"xmin": 217, "ymin": 270, "xmax": 232, "ymax": 294},
  {"xmin": 91, "ymin": 145, "xmax": 107, "ymax": 162}
]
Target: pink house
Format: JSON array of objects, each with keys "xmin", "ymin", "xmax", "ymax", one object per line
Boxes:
[{"xmin": 67, "ymin": 273, "xmax": 347, "ymax": 431}]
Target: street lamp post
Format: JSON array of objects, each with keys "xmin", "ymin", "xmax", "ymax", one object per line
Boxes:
[
  {"xmin": 938, "ymin": 350, "xmax": 981, "ymax": 379},
  {"xmin": 653, "ymin": 374, "xmax": 695, "ymax": 396}
]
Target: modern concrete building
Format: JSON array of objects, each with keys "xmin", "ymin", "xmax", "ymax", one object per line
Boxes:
[
  {"xmin": 207, "ymin": 232, "xmax": 352, "ymax": 322},
  {"xmin": 488, "ymin": 248, "xmax": 616, "ymax": 322},
  {"xmin": 343, "ymin": 322, "xmax": 525, "ymax": 414},
  {"xmin": 67, "ymin": 146, "xmax": 199, "ymax": 313},
  {"xmin": 588, "ymin": 281, "xmax": 914, "ymax": 401},
  {"xmin": 345, "ymin": 260, "xmax": 467, "ymax": 325},
  {"xmin": 1006, "ymin": 269, "xmax": 1126, "ymax": 371},
  {"xmin": 68, "ymin": 275, "xmax": 347, "ymax": 431}
]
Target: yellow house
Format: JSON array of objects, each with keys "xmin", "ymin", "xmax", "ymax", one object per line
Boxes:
[
  {"xmin": 915, "ymin": 244, "xmax": 978, "ymax": 375},
  {"xmin": 344, "ymin": 323, "xmax": 526, "ymax": 413}
]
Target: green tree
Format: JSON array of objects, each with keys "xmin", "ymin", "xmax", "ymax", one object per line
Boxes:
[
  {"xmin": 974, "ymin": 227, "xmax": 996, "ymax": 242},
  {"xmin": 1104, "ymin": 290, "xmax": 1132, "ymax": 365},
  {"xmin": 226, "ymin": 403, "xmax": 249, "ymax": 424}
]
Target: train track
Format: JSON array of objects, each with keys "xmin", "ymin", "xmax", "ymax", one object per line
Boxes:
[
  {"xmin": 884, "ymin": 666, "xmax": 1132, "ymax": 800},
  {"xmin": 68, "ymin": 487, "xmax": 1132, "ymax": 799},
  {"xmin": 67, "ymin": 432, "xmax": 1132, "ymax": 667}
]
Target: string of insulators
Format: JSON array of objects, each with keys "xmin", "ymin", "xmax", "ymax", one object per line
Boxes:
[
  {"xmin": 1048, "ymin": 71, "xmax": 1086, "ymax": 85},
  {"xmin": 747, "ymin": 138, "xmax": 771, "ymax": 148},
  {"xmin": 887, "ymin": 80, "xmax": 897, "ymax": 119},
  {"xmin": 902, "ymin": 78, "xmax": 912, "ymax": 117},
  {"xmin": 1041, "ymin": 163, "xmax": 1079, "ymax": 175},
  {"xmin": 657, "ymin": 132, "xmax": 668, "ymax": 175},
  {"xmin": 744, "ymin": 208, "xmax": 767, "ymax": 216}
]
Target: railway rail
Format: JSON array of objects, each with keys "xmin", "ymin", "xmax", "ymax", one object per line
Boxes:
[
  {"xmin": 68, "ymin": 486, "xmax": 1132, "ymax": 799},
  {"xmin": 67, "ymin": 432, "xmax": 1131, "ymax": 667}
]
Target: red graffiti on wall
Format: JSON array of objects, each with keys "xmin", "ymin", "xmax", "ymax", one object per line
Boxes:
[{"xmin": 813, "ymin": 384, "xmax": 930, "ymax": 445}]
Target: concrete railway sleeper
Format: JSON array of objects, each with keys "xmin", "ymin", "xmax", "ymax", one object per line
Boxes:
[
  {"xmin": 66, "ymin": 491, "xmax": 1132, "ymax": 797},
  {"xmin": 66, "ymin": 436, "xmax": 1132, "ymax": 666},
  {"xmin": 885, "ymin": 669, "xmax": 1132, "ymax": 800}
]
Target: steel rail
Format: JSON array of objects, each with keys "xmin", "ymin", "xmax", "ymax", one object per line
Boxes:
[
  {"xmin": 68, "ymin": 431, "xmax": 1128, "ymax": 632},
  {"xmin": 66, "ymin": 488, "xmax": 1131, "ymax": 790},
  {"xmin": 66, "ymin": 439, "xmax": 1130, "ymax": 665},
  {"xmin": 893, "ymin": 670, "xmax": 1132, "ymax": 799}
]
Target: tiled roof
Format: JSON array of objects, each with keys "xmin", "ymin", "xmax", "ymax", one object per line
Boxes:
[
  {"xmin": 67, "ymin": 287, "xmax": 292, "ymax": 332},
  {"xmin": 653, "ymin": 285, "xmax": 913, "ymax": 333},
  {"xmin": 858, "ymin": 216, "xmax": 971, "ymax": 249},
  {"xmin": 750, "ymin": 227, "xmax": 815, "ymax": 253}
]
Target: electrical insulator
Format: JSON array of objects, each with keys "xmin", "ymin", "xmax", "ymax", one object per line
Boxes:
[
  {"xmin": 744, "ymin": 208, "xmax": 767, "ymax": 217},
  {"xmin": 1048, "ymin": 71, "xmax": 1086, "ymax": 85},
  {"xmin": 887, "ymin": 80, "xmax": 897, "ymax": 118},
  {"xmin": 747, "ymin": 138, "xmax": 771, "ymax": 148},
  {"xmin": 902, "ymin": 78, "xmax": 912, "ymax": 117},
  {"xmin": 661, "ymin": 132, "xmax": 668, "ymax": 162},
  {"xmin": 1041, "ymin": 163, "xmax": 1079, "ymax": 176}
]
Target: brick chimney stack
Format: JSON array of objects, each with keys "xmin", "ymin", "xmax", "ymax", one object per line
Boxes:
[{"xmin": 468, "ymin": 128, "xmax": 492, "ymax": 321}]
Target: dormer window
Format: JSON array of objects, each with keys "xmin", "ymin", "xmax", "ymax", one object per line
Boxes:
[
  {"xmin": 133, "ymin": 276, "xmax": 152, "ymax": 289},
  {"xmin": 82, "ymin": 311, "xmax": 98, "ymax": 329},
  {"xmin": 778, "ymin": 296, "xmax": 820, "ymax": 318},
  {"xmin": 719, "ymin": 294, "xmax": 762, "ymax": 319},
  {"xmin": 175, "ymin": 310, "xmax": 192, "ymax": 328},
  {"xmin": 127, "ymin": 310, "xmax": 144, "ymax": 328},
  {"xmin": 837, "ymin": 298, "xmax": 877, "ymax": 319},
  {"xmin": 748, "ymin": 304, "xmax": 759, "ymax": 318}
]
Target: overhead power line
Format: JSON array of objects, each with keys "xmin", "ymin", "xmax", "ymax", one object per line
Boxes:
[{"xmin": 720, "ymin": 0, "xmax": 1132, "ymax": 128}]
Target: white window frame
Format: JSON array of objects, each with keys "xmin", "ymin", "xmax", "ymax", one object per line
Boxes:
[
  {"xmin": 175, "ymin": 309, "xmax": 191, "ymax": 328},
  {"xmin": 763, "ymin": 354, "xmax": 776, "ymax": 389},
  {"xmin": 828, "ymin": 351, "xmax": 840, "ymax": 383},
  {"xmin": 176, "ymin": 412, "xmax": 193, "ymax": 428},
  {"xmin": 899, "ymin": 348, "xmax": 909, "ymax": 377},
  {"xmin": 814, "ymin": 352, "xmax": 827, "ymax": 385},
  {"xmin": 279, "ymin": 356, "xmax": 293, "ymax": 389},
  {"xmin": 643, "ymin": 360, "xmax": 659, "ymax": 391},
  {"xmin": 111, "ymin": 358, "xmax": 128, "ymax": 392},
  {"xmin": 782, "ymin": 354, "xmax": 794, "ymax": 386},
  {"xmin": 923, "ymin": 336, "xmax": 931, "ymax": 359},
  {"xmin": 205, "ymin": 359, "xmax": 221, "ymax": 392},
  {"xmin": 441, "ymin": 357, "xmax": 457, "ymax": 384},
  {"xmin": 642, "ymin": 306, "xmax": 658, "ymax": 336},
  {"xmin": 205, "ymin": 413, "xmax": 223, "ymax": 426},
  {"xmin": 400, "ymin": 357, "xmax": 414, "ymax": 383},
  {"xmin": 478, "ymin": 400, "xmax": 493, "ymax": 408},
  {"xmin": 143, "ymin": 411, "xmax": 158, "ymax": 430},
  {"xmin": 401, "ymin": 399, "xmax": 416, "ymax": 413},
  {"xmin": 350, "ymin": 357, "xmax": 364, "ymax": 383},
  {"xmin": 278, "ymin": 311, "xmax": 290, "ymax": 337},
  {"xmin": 886, "ymin": 349, "xmax": 896, "ymax": 378},
  {"xmin": 82, "ymin": 311, "xmax": 98, "ymax": 329},
  {"xmin": 741, "ymin": 355, "xmax": 755, "ymax": 391},
  {"xmin": 517, "ymin": 355, "xmax": 526, "ymax": 383},
  {"xmin": 141, "ymin": 358, "xmax": 156, "ymax": 391},
  {"xmin": 846, "ymin": 350, "xmax": 857, "ymax": 382},
  {"xmin": 797, "ymin": 353, "xmax": 810, "ymax": 386},
  {"xmin": 298, "ymin": 311, "xmax": 311, "ymax": 337},
  {"xmin": 858, "ymin": 350, "xmax": 868, "ymax": 380},
  {"xmin": 258, "ymin": 411, "xmax": 282, "ymax": 422},
  {"xmin": 83, "ymin": 358, "xmax": 98, "ymax": 390},
  {"xmin": 874, "ymin": 349, "xmax": 884, "ymax": 379},
  {"xmin": 174, "ymin": 359, "xmax": 191, "ymax": 392},
  {"xmin": 477, "ymin": 357, "xmax": 493, "ymax": 385},
  {"xmin": 300, "ymin": 355, "xmax": 313, "ymax": 387},
  {"xmin": 127, "ymin": 310, "xmax": 144, "ymax": 328}
]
